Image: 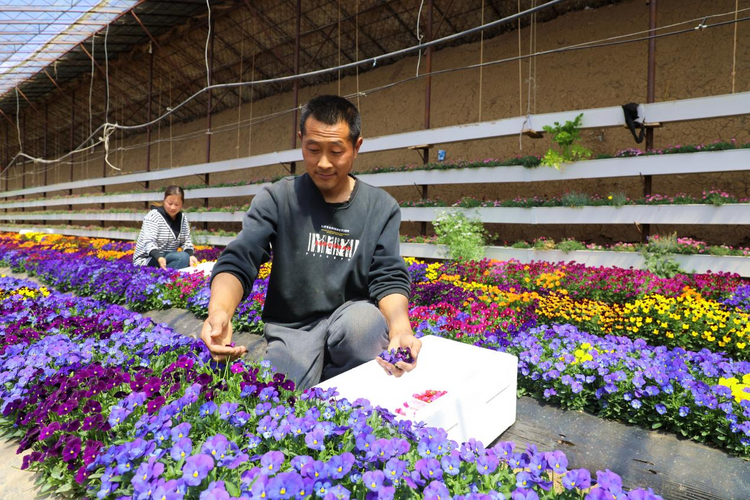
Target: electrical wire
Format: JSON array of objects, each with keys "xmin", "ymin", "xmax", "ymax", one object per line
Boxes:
[
  {"xmin": 8, "ymin": 9, "xmax": 750, "ymax": 184},
  {"xmin": 3, "ymin": 2, "xmax": 750, "ymax": 183},
  {"xmin": 5, "ymin": 10, "xmax": 750, "ymax": 184},
  {"xmin": 415, "ymin": 0, "xmax": 426, "ymax": 77},
  {"xmin": 104, "ymin": 23, "xmax": 110, "ymax": 123},
  {"xmin": 205, "ymin": 0, "xmax": 212, "ymax": 89},
  {"xmin": 2, "ymin": 0, "xmax": 563, "ymax": 178}
]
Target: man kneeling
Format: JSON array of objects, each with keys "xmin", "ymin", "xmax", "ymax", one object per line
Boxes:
[{"xmin": 201, "ymin": 95, "xmax": 421, "ymax": 390}]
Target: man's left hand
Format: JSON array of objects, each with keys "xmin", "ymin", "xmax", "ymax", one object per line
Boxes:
[
  {"xmin": 375, "ymin": 332, "xmax": 422, "ymax": 377},
  {"xmin": 189, "ymin": 255, "xmax": 199, "ymax": 267}
]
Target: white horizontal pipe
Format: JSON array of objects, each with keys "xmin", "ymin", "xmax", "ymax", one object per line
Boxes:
[
  {"xmin": 400, "ymin": 243, "xmax": 750, "ymax": 277},
  {"xmin": 400, "ymin": 204, "xmax": 750, "ymax": 225},
  {"xmin": 3, "ymin": 148, "xmax": 749, "ymax": 210}
]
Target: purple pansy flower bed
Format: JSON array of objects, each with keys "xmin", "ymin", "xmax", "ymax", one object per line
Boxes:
[
  {"xmin": 0, "ymin": 244, "xmax": 267, "ymax": 334},
  {"xmin": 0, "ymin": 275, "xmax": 662, "ymax": 499}
]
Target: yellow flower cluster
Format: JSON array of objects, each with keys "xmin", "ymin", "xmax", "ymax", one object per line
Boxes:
[
  {"xmin": 402, "ymin": 258, "xmax": 445, "ymax": 283},
  {"xmin": 538, "ymin": 288, "xmax": 749, "ymax": 355},
  {"xmin": 621, "ymin": 289, "xmax": 748, "ymax": 350},
  {"xmin": 96, "ymin": 250, "xmax": 132, "ymax": 261},
  {"xmin": 535, "ymin": 270, "xmax": 565, "ymax": 289},
  {"xmin": 536, "ymin": 292, "xmax": 624, "ymax": 333},
  {"xmin": 424, "ymin": 263, "xmax": 444, "ymax": 282},
  {"xmin": 257, "ymin": 262, "xmax": 273, "ymax": 280},
  {"xmin": 0, "ymin": 282, "xmax": 51, "ymax": 301},
  {"xmin": 719, "ymin": 374, "xmax": 750, "ymax": 402},
  {"xmin": 572, "ymin": 342, "xmax": 596, "ymax": 364}
]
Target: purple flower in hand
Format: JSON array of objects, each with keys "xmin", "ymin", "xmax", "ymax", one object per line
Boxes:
[{"xmin": 379, "ymin": 347, "xmax": 415, "ymax": 365}]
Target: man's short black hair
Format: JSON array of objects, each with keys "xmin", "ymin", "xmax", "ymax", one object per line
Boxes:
[{"xmin": 299, "ymin": 95, "xmax": 361, "ymax": 145}]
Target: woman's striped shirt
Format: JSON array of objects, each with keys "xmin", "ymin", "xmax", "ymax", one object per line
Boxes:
[{"xmin": 133, "ymin": 208, "xmax": 194, "ymax": 266}]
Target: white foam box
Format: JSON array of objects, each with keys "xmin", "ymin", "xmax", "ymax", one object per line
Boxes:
[
  {"xmin": 315, "ymin": 335, "xmax": 518, "ymax": 445},
  {"xmin": 179, "ymin": 261, "xmax": 216, "ymax": 276}
]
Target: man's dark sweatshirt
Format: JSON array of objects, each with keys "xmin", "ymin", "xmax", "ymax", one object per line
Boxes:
[{"xmin": 210, "ymin": 173, "xmax": 411, "ymax": 328}]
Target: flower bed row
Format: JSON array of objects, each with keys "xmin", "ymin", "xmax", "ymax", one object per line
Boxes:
[
  {"xmin": 403, "ymin": 297, "xmax": 750, "ymax": 455},
  {"xmin": 5, "ymin": 189, "xmax": 749, "ymax": 219},
  {"xmin": 6, "ymin": 139, "xmax": 749, "ymax": 206},
  {"xmin": 407, "ymin": 259, "xmax": 749, "ymax": 360},
  {"xmin": 3, "ymin": 232, "xmax": 748, "ymax": 357},
  {"xmin": 400, "ymin": 189, "xmax": 749, "ymax": 209},
  {"xmin": 492, "ymin": 235, "xmax": 750, "ymax": 258},
  {"xmin": 3, "ymin": 233, "xmax": 749, "ymax": 454},
  {"xmin": 0, "ymin": 232, "xmax": 266, "ymax": 336},
  {"xmin": 0, "ymin": 275, "xmax": 661, "ymax": 500},
  {"xmin": 0, "ymin": 223, "xmax": 240, "ymax": 239}
]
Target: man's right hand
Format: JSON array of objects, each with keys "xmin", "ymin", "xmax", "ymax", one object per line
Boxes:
[
  {"xmin": 158, "ymin": 257, "xmax": 168, "ymax": 270},
  {"xmin": 200, "ymin": 310, "xmax": 247, "ymax": 361}
]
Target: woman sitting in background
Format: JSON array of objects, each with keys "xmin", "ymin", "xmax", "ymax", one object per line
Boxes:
[{"xmin": 133, "ymin": 185, "xmax": 198, "ymax": 270}]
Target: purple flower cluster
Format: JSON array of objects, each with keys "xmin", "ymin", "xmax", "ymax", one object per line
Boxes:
[
  {"xmin": 1, "ymin": 240, "xmax": 269, "ymax": 333},
  {"xmin": 723, "ymin": 284, "xmax": 750, "ymax": 312},
  {"xmin": 379, "ymin": 347, "xmax": 415, "ymax": 365},
  {"xmin": 475, "ymin": 324, "xmax": 750, "ymax": 455}
]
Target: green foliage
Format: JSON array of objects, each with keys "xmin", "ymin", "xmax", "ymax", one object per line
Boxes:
[
  {"xmin": 532, "ymin": 237, "xmax": 556, "ymax": 251},
  {"xmin": 432, "ymin": 211, "xmax": 488, "ymax": 262},
  {"xmin": 606, "ymin": 191, "xmax": 628, "ymax": 208},
  {"xmin": 541, "ymin": 113, "xmax": 593, "ymax": 169},
  {"xmin": 643, "ymin": 233, "xmax": 684, "ymax": 278},
  {"xmin": 560, "ymin": 191, "xmax": 591, "ymax": 208},
  {"xmin": 708, "ymin": 245, "xmax": 734, "ymax": 256},
  {"xmin": 511, "ymin": 240, "xmax": 532, "ymax": 249},
  {"xmin": 557, "ymin": 238, "xmax": 587, "ymax": 253}
]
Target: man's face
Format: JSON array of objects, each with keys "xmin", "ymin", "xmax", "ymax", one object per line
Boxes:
[{"xmin": 300, "ymin": 116, "xmax": 363, "ymax": 197}]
